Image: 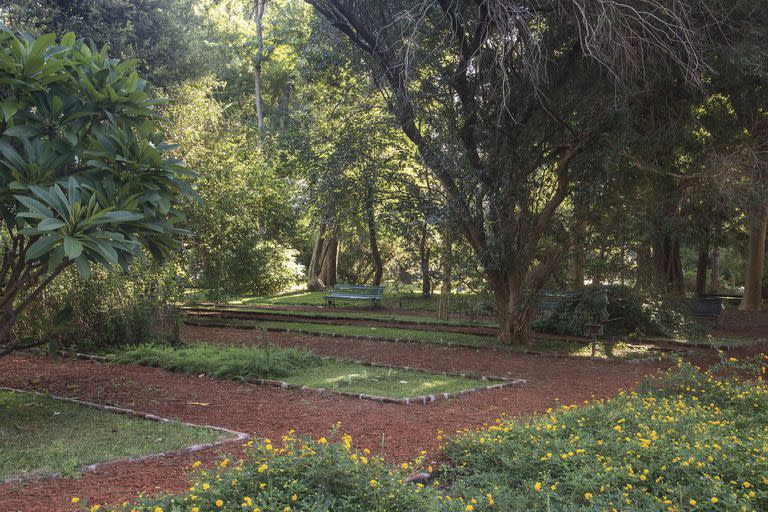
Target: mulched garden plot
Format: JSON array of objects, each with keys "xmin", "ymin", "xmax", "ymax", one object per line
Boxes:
[{"xmin": 0, "ymin": 339, "xmax": 665, "ymax": 512}]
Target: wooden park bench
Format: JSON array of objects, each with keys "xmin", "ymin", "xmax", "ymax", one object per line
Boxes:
[
  {"xmin": 679, "ymin": 296, "xmax": 725, "ymax": 326},
  {"xmin": 535, "ymin": 290, "xmax": 581, "ymax": 314},
  {"xmin": 324, "ymin": 284, "xmax": 384, "ymax": 308}
]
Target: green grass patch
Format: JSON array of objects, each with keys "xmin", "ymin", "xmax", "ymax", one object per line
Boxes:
[
  {"xmin": 185, "ymin": 303, "xmax": 497, "ymax": 328},
  {"xmin": 0, "ymin": 389, "xmax": 227, "ymax": 481},
  {"xmin": 282, "ymin": 360, "xmax": 488, "ymax": 398},
  {"xmin": 186, "ymin": 317, "xmax": 659, "ymax": 360},
  {"xmin": 111, "ymin": 343, "xmax": 489, "ymax": 398},
  {"xmin": 96, "ymin": 360, "xmax": 768, "ymax": 512}
]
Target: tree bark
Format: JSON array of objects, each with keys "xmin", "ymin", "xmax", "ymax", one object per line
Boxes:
[
  {"xmin": 253, "ymin": 0, "xmax": 267, "ymax": 136},
  {"xmin": 695, "ymin": 242, "xmax": 709, "ymax": 297},
  {"xmin": 419, "ymin": 222, "xmax": 430, "ymax": 297},
  {"xmin": 365, "ymin": 187, "xmax": 383, "ymax": 286},
  {"xmin": 490, "ymin": 270, "xmax": 532, "ymax": 345},
  {"xmin": 740, "ymin": 205, "xmax": 768, "ymax": 311},
  {"xmin": 307, "ymin": 225, "xmax": 326, "ymax": 291},
  {"xmin": 437, "ymin": 226, "xmax": 452, "ymax": 321},
  {"xmin": 635, "ymin": 243, "xmax": 653, "ymax": 290},
  {"xmin": 570, "ymin": 199, "xmax": 587, "ymax": 290},
  {"xmin": 318, "ymin": 237, "xmax": 338, "ymax": 288},
  {"xmin": 709, "ymin": 246, "xmax": 720, "ymax": 293}
]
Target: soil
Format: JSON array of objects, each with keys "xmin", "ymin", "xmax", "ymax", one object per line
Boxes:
[{"xmin": 0, "ymin": 321, "xmax": 743, "ymax": 512}]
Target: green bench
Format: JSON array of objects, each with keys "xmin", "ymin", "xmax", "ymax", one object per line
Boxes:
[{"xmin": 324, "ymin": 284, "xmax": 384, "ymax": 308}]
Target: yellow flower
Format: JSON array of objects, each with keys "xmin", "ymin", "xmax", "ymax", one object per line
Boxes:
[
  {"xmin": 466, "ymin": 506, "xmax": 474, "ymax": 511},
  {"xmin": 192, "ymin": 461, "xmax": 201, "ymax": 468},
  {"xmin": 534, "ymin": 482, "xmax": 542, "ymax": 492},
  {"xmin": 202, "ymin": 483, "xmax": 210, "ymax": 491},
  {"xmin": 258, "ymin": 463, "xmax": 269, "ymax": 473},
  {"xmin": 71, "ymin": 498, "xmax": 80, "ymax": 504},
  {"xmin": 487, "ymin": 493, "xmax": 494, "ymax": 506},
  {"xmin": 219, "ymin": 458, "xmax": 230, "ymax": 468},
  {"xmin": 215, "ymin": 499, "xmax": 224, "ymax": 507},
  {"xmin": 318, "ymin": 437, "xmax": 328, "ymax": 444},
  {"xmin": 689, "ymin": 500, "xmax": 696, "ymax": 506},
  {"xmin": 291, "ymin": 494, "xmax": 298, "ymax": 502},
  {"xmin": 584, "ymin": 493, "xmax": 593, "ymax": 501},
  {"xmin": 90, "ymin": 506, "xmax": 101, "ymax": 512},
  {"xmin": 370, "ymin": 479, "xmax": 378, "ymax": 488},
  {"xmin": 283, "ymin": 508, "xmax": 290, "ymax": 512},
  {"xmin": 711, "ymin": 497, "xmax": 718, "ymax": 504},
  {"xmin": 360, "ymin": 456, "xmax": 369, "ymax": 465},
  {"xmin": 153, "ymin": 507, "xmax": 163, "ymax": 512},
  {"xmin": 743, "ymin": 482, "xmax": 751, "ymax": 488},
  {"xmin": 243, "ymin": 497, "xmax": 253, "ymax": 506},
  {"xmin": 192, "ymin": 508, "xmax": 200, "ymax": 512}
]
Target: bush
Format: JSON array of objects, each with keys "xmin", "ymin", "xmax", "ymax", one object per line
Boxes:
[
  {"xmin": 14, "ymin": 260, "xmax": 183, "ymax": 353},
  {"xmin": 533, "ymin": 285, "xmax": 703, "ymax": 338}
]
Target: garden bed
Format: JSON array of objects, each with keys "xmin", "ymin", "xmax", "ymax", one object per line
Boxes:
[
  {"xmin": 109, "ymin": 343, "xmax": 524, "ymax": 404},
  {"xmin": 0, "ymin": 388, "xmax": 239, "ymax": 482}
]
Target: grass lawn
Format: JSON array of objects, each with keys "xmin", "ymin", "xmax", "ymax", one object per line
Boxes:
[
  {"xmin": 282, "ymin": 360, "xmax": 489, "ymax": 398},
  {"xmin": 0, "ymin": 389, "xmax": 227, "ymax": 481},
  {"xmin": 185, "ymin": 303, "xmax": 497, "ymax": 328},
  {"xmin": 111, "ymin": 343, "xmax": 490, "ymax": 398},
  {"xmin": 185, "ymin": 289, "xmax": 493, "ymax": 316},
  {"xmin": 186, "ymin": 317, "xmax": 660, "ymax": 360}
]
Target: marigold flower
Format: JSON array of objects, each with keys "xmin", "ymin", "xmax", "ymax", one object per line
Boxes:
[
  {"xmin": 215, "ymin": 499, "xmax": 224, "ymax": 507},
  {"xmin": 291, "ymin": 494, "xmax": 298, "ymax": 502},
  {"xmin": 370, "ymin": 479, "xmax": 378, "ymax": 488},
  {"xmin": 584, "ymin": 493, "xmax": 593, "ymax": 501},
  {"xmin": 71, "ymin": 498, "xmax": 80, "ymax": 504},
  {"xmin": 534, "ymin": 482, "xmax": 542, "ymax": 492}
]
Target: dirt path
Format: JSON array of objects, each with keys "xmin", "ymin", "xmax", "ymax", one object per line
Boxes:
[{"xmin": 0, "ymin": 332, "xmax": 666, "ymax": 512}]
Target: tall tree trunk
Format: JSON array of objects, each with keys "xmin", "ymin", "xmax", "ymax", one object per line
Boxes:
[
  {"xmin": 318, "ymin": 237, "xmax": 338, "ymax": 288},
  {"xmin": 570, "ymin": 199, "xmax": 587, "ymax": 290},
  {"xmin": 437, "ymin": 226, "xmax": 452, "ymax": 321},
  {"xmin": 652, "ymin": 234, "xmax": 684, "ymax": 294},
  {"xmin": 253, "ymin": 0, "xmax": 266, "ymax": 136},
  {"xmin": 419, "ymin": 222, "xmax": 430, "ymax": 297},
  {"xmin": 740, "ymin": 205, "xmax": 768, "ymax": 311},
  {"xmin": 695, "ymin": 241, "xmax": 709, "ymax": 297},
  {"xmin": 709, "ymin": 246, "xmax": 720, "ymax": 293},
  {"xmin": 307, "ymin": 225, "xmax": 326, "ymax": 291},
  {"xmin": 365, "ymin": 187, "xmax": 383, "ymax": 286},
  {"xmin": 635, "ymin": 243, "xmax": 653, "ymax": 290}
]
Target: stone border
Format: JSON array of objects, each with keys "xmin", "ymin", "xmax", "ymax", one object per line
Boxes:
[
  {"xmin": 0, "ymin": 386, "xmax": 250, "ymax": 485},
  {"xmin": 28, "ymin": 350, "xmax": 527, "ymax": 406}
]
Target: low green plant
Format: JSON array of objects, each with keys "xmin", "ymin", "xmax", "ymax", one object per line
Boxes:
[{"xmin": 110, "ymin": 342, "xmax": 319, "ymax": 380}]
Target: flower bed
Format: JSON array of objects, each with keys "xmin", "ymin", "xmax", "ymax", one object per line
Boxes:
[{"xmin": 88, "ymin": 357, "xmax": 768, "ymax": 512}]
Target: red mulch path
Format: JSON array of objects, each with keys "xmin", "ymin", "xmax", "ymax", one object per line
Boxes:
[{"xmin": 0, "ymin": 329, "xmax": 673, "ymax": 512}]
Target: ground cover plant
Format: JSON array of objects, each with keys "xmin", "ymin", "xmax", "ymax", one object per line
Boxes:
[
  {"xmin": 88, "ymin": 358, "xmax": 768, "ymax": 511},
  {"xmin": 110, "ymin": 343, "xmax": 489, "ymax": 398},
  {"xmin": 0, "ymin": 390, "xmax": 226, "ymax": 481}
]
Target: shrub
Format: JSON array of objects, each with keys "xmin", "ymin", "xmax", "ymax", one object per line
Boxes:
[{"xmin": 533, "ymin": 285, "xmax": 703, "ymax": 338}]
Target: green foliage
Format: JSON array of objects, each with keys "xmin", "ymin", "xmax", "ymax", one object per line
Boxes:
[
  {"xmin": 100, "ymin": 432, "xmax": 450, "ymax": 512},
  {"xmin": 533, "ymin": 286, "xmax": 703, "ymax": 338},
  {"xmin": 1, "ymin": 0, "xmax": 209, "ymax": 88},
  {"xmin": 16, "ymin": 260, "xmax": 183, "ymax": 353},
  {"xmin": 443, "ymin": 362, "xmax": 768, "ymax": 511},
  {"xmin": 0, "ymin": 26, "xmax": 194, "ymax": 353},
  {"xmin": 110, "ymin": 342, "xmax": 320, "ymax": 381}
]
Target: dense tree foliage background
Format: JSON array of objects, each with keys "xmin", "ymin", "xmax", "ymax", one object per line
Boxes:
[{"xmin": 2, "ymin": 0, "xmax": 766, "ymax": 348}]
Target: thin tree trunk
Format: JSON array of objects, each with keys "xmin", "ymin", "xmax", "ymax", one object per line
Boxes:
[
  {"xmin": 437, "ymin": 226, "xmax": 452, "ymax": 321},
  {"xmin": 253, "ymin": 0, "xmax": 266, "ymax": 136},
  {"xmin": 307, "ymin": 224, "xmax": 326, "ymax": 291},
  {"xmin": 635, "ymin": 243, "xmax": 653, "ymax": 290},
  {"xmin": 419, "ymin": 222, "xmax": 430, "ymax": 297},
  {"xmin": 740, "ymin": 205, "xmax": 768, "ymax": 311},
  {"xmin": 570, "ymin": 199, "xmax": 587, "ymax": 290},
  {"xmin": 695, "ymin": 242, "xmax": 709, "ymax": 297},
  {"xmin": 365, "ymin": 187, "xmax": 383, "ymax": 286},
  {"xmin": 709, "ymin": 246, "xmax": 720, "ymax": 293}
]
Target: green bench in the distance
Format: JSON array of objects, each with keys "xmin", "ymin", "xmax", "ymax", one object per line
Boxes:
[{"xmin": 324, "ymin": 284, "xmax": 384, "ymax": 308}]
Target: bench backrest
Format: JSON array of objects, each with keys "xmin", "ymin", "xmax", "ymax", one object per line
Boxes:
[
  {"xmin": 331, "ymin": 284, "xmax": 384, "ymax": 296},
  {"xmin": 682, "ymin": 297, "xmax": 724, "ymax": 316}
]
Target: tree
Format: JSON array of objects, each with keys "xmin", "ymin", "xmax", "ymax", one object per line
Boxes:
[
  {"xmin": 0, "ymin": 28, "xmax": 194, "ymax": 357},
  {"xmin": 305, "ymin": 0, "xmax": 716, "ymax": 343}
]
